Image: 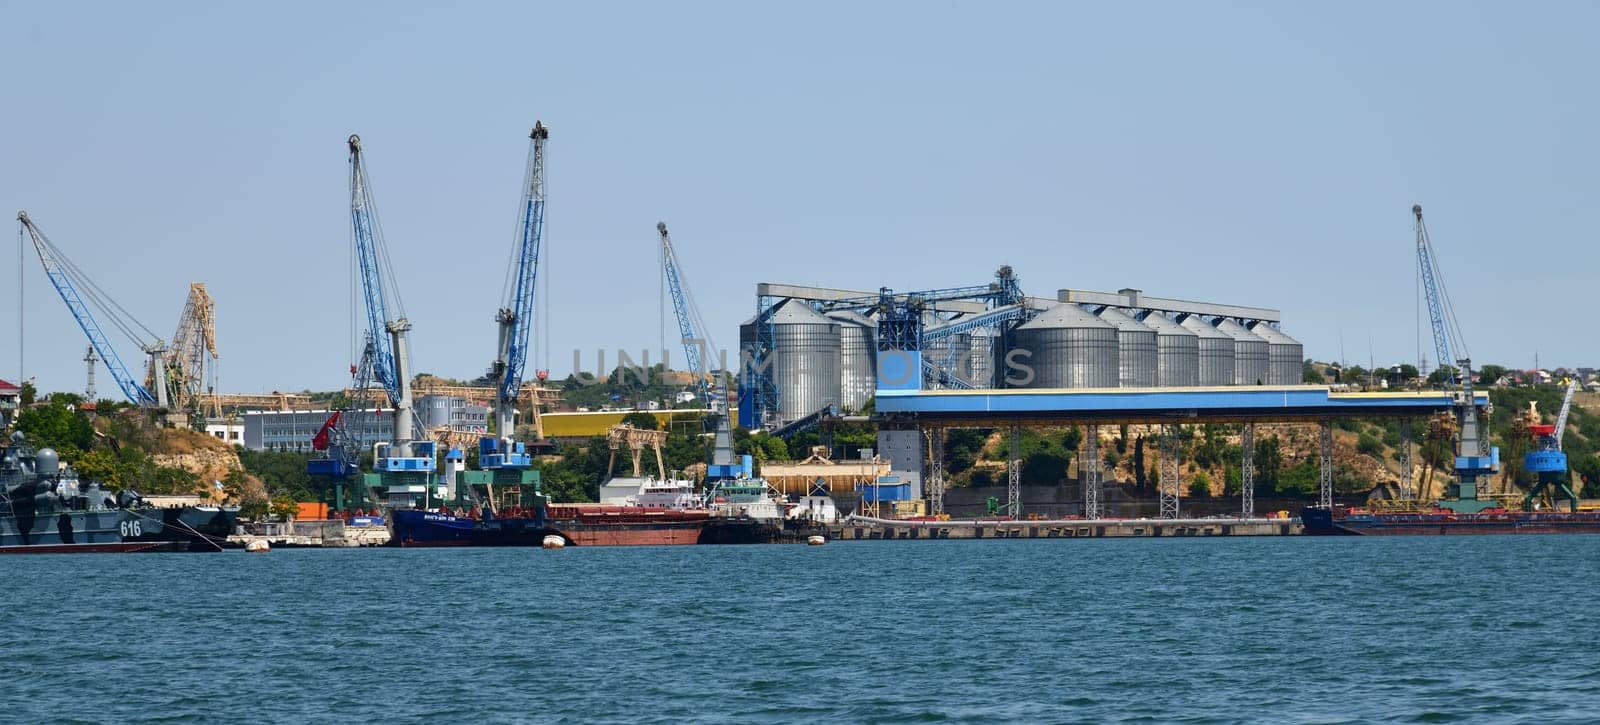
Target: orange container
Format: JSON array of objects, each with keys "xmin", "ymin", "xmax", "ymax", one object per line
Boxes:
[{"xmin": 296, "ymin": 502, "xmax": 329, "ymax": 520}]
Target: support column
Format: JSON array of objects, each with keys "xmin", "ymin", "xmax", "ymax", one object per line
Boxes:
[
  {"xmin": 1081, "ymin": 425, "xmax": 1101, "ymax": 519},
  {"xmin": 926, "ymin": 428, "xmax": 945, "ymax": 516},
  {"xmin": 1007, "ymin": 424, "xmax": 1021, "ymax": 518},
  {"xmin": 1241, "ymin": 423, "xmax": 1255, "ymax": 518},
  {"xmin": 1319, "ymin": 420, "xmax": 1334, "ymax": 509},
  {"xmin": 1158, "ymin": 424, "xmax": 1180, "ymax": 519},
  {"xmin": 1399, "ymin": 419, "xmax": 1414, "ymax": 499}
]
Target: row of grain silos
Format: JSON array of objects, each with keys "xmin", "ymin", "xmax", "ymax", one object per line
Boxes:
[
  {"xmin": 741, "ymin": 296, "xmax": 1304, "ymax": 425},
  {"xmin": 1007, "ymin": 303, "xmax": 1302, "ymax": 390}
]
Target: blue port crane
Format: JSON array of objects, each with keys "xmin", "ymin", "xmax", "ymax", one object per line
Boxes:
[
  {"xmin": 1522, "ymin": 378, "xmax": 1578, "ymax": 512},
  {"xmin": 345, "ymin": 135, "xmax": 427, "ymax": 470},
  {"xmin": 1413, "ymin": 204, "xmax": 1496, "ymax": 509},
  {"xmin": 657, "ymin": 222, "xmax": 741, "ymax": 481},
  {"xmin": 481, "ymin": 122, "xmax": 549, "ymax": 469},
  {"xmin": 17, "ymin": 211, "xmax": 168, "ymax": 409}
]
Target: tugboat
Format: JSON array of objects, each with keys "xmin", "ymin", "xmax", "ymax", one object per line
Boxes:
[{"xmin": 0, "ymin": 432, "xmax": 236, "ymax": 553}]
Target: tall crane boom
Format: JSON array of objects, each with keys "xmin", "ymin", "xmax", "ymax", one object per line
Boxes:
[
  {"xmin": 492, "ymin": 123, "xmax": 548, "ymax": 437},
  {"xmin": 1412, "ymin": 204, "xmax": 1495, "ymax": 508},
  {"xmin": 658, "ymin": 222, "xmax": 712, "ymax": 407},
  {"xmin": 346, "ymin": 135, "xmax": 423, "ymax": 463},
  {"xmin": 348, "ymin": 135, "xmax": 405, "ymax": 407},
  {"xmin": 482, "ymin": 122, "xmax": 548, "ymax": 470},
  {"xmin": 164, "ymin": 282, "xmax": 217, "ymax": 411},
  {"xmin": 17, "ymin": 211, "xmax": 164, "ymax": 408},
  {"xmin": 1554, "ymin": 378, "xmax": 1576, "ymax": 448}
]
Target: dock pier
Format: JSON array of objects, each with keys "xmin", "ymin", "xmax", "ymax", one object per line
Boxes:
[{"xmin": 833, "ymin": 515, "xmax": 1300, "ymax": 540}]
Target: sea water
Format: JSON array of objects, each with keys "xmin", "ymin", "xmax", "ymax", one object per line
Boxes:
[{"xmin": 5, "ymin": 536, "xmax": 1599, "ymax": 723}]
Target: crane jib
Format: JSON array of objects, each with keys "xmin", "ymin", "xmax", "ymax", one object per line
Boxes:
[{"xmin": 19, "ymin": 215, "xmax": 159, "ymax": 407}]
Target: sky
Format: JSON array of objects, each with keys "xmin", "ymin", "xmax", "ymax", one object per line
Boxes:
[{"xmin": 2, "ymin": 1, "xmax": 1596, "ymax": 397}]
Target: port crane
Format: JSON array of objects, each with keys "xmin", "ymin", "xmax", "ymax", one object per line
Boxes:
[
  {"xmin": 481, "ymin": 121, "xmax": 549, "ymax": 469},
  {"xmin": 17, "ymin": 211, "xmax": 169, "ymax": 409},
  {"xmin": 160, "ymin": 282, "xmax": 217, "ymax": 413},
  {"xmin": 1413, "ymin": 204, "xmax": 1497, "ymax": 511},
  {"xmin": 1522, "ymin": 378, "xmax": 1579, "ymax": 512},
  {"xmin": 657, "ymin": 222, "xmax": 743, "ymax": 484},
  {"xmin": 324, "ymin": 136, "xmax": 432, "ymax": 486}
]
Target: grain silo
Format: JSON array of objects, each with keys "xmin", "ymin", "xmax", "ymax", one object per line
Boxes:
[
  {"xmin": 1009, "ymin": 303, "xmax": 1119, "ymax": 388},
  {"xmin": 1177, "ymin": 314, "xmax": 1234, "ymax": 386},
  {"xmin": 1138, "ymin": 311, "xmax": 1199, "ymax": 387},
  {"xmin": 1214, "ymin": 319, "xmax": 1269, "ymax": 386},
  {"xmin": 826, "ymin": 309, "xmax": 876, "ymax": 411},
  {"xmin": 1095, "ymin": 307, "xmax": 1156, "ymax": 387},
  {"xmin": 768, "ymin": 300, "xmax": 842, "ymax": 424},
  {"xmin": 1248, "ymin": 322, "xmax": 1304, "ymax": 386}
]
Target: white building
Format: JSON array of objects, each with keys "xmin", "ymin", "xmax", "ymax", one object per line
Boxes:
[{"xmin": 204, "ymin": 418, "xmax": 245, "ymax": 446}]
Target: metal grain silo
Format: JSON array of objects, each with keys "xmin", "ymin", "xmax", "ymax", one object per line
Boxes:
[
  {"xmin": 1096, "ymin": 307, "xmax": 1156, "ymax": 387},
  {"xmin": 1139, "ymin": 311, "xmax": 1199, "ymax": 387},
  {"xmin": 1009, "ymin": 304, "xmax": 1119, "ymax": 388},
  {"xmin": 1177, "ymin": 314, "xmax": 1234, "ymax": 386},
  {"xmin": 1248, "ymin": 322, "xmax": 1304, "ymax": 386},
  {"xmin": 1214, "ymin": 319, "xmax": 1269, "ymax": 386},
  {"xmin": 826, "ymin": 310, "xmax": 876, "ymax": 411},
  {"xmin": 769, "ymin": 300, "xmax": 842, "ymax": 424}
]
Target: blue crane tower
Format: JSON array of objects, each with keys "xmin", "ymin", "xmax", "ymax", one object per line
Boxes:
[
  {"xmin": 1522, "ymin": 379, "xmax": 1578, "ymax": 512},
  {"xmin": 1413, "ymin": 204, "xmax": 1497, "ymax": 512},
  {"xmin": 17, "ymin": 211, "xmax": 169, "ymax": 409},
  {"xmin": 480, "ymin": 121, "xmax": 548, "ymax": 470},
  {"xmin": 657, "ymin": 222, "xmax": 742, "ymax": 481},
  {"xmin": 344, "ymin": 135, "xmax": 433, "ymax": 482}
]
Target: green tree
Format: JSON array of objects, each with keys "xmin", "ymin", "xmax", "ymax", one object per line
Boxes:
[
  {"xmin": 1132, "ymin": 436, "xmax": 1146, "ymax": 492},
  {"xmin": 1060, "ymin": 427, "xmax": 1083, "ymax": 453},
  {"xmin": 1477, "ymin": 364, "xmax": 1508, "ymax": 385},
  {"xmin": 1396, "ymin": 363, "xmax": 1420, "ymax": 382},
  {"xmin": 269, "ymin": 497, "xmax": 299, "ymax": 519},
  {"xmin": 1356, "ymin": 433, "xmax": 1383, "ymax": 458},
  {"xmin": 14, "ymin": 400, "xmax": 95, "ymax": 455},
  {"xmin": 1302, "ymin": 362, "xmax": 1325, "ymax": 384},
  {"xmin": 19, "ymin": 381, "xmax": 37, "ymax": 407},
  {"xmin": 1188, "ymin": 472, "xmax": 1212, "ymax": 498},
  {"xmin": 1254, "ymin": 435, "xmax": 1283, "ymax": 491}
]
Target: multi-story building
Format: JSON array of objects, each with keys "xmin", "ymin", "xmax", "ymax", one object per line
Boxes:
[
  {"xmin": 242, "ymin": 409, "xmax": 394, "ymax": 452},
  {"xmin": 417, "ymin": 394, "xmax": 490, "ymax": 434}
]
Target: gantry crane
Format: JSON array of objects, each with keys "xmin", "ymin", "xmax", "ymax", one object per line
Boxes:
[
  {"xmin": 161, "ymin": 282, "xmax": 217, "ymax": 412},
  {"xmin": 1413, "ymin": 204, "xmax": 1497, "ymax": 512},
  {"xmin": 481, "ymin": 121, "xmax": 548, "ymax": 470},
  {"xmin": 17, "ymin": 211, "xmax": 169, "ymax": 409}
]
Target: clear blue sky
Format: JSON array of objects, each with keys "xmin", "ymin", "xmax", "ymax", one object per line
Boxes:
[{"xmin": 3, "ymin": 1, "xmax": 1596, "ymax": 396}]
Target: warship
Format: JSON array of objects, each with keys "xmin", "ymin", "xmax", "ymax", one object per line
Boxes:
[{"xmin": 0, "ymin": 432, "xmax": 237, "ymax": 553}]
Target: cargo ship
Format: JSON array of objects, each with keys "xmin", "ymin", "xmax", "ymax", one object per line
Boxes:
[
  {"xmin": 0, "ymin": 432, "xmax": 237, "ymax": 553},
  {"xmin": 1301, "ymin": 505, "xmax": 1600, "ymax": 535},
  {"xmin": 390, "ymin": 475, "xmax": 716, "ymax": 547}
]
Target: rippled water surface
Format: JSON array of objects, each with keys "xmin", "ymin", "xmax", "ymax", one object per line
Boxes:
[{"xmin": 6, "ymin": 536, "xmax": 1600, "ymax": 723}]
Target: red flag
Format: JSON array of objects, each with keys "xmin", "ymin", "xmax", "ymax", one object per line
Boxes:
[{"xmin": 312, "ymin": 411, "xmax": 342, "ymax": 451}]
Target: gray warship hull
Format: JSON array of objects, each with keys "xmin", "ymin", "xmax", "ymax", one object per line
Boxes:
[{"xmin": 0, "ymin": 505, "xmax": 236, "ymax": 553}]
